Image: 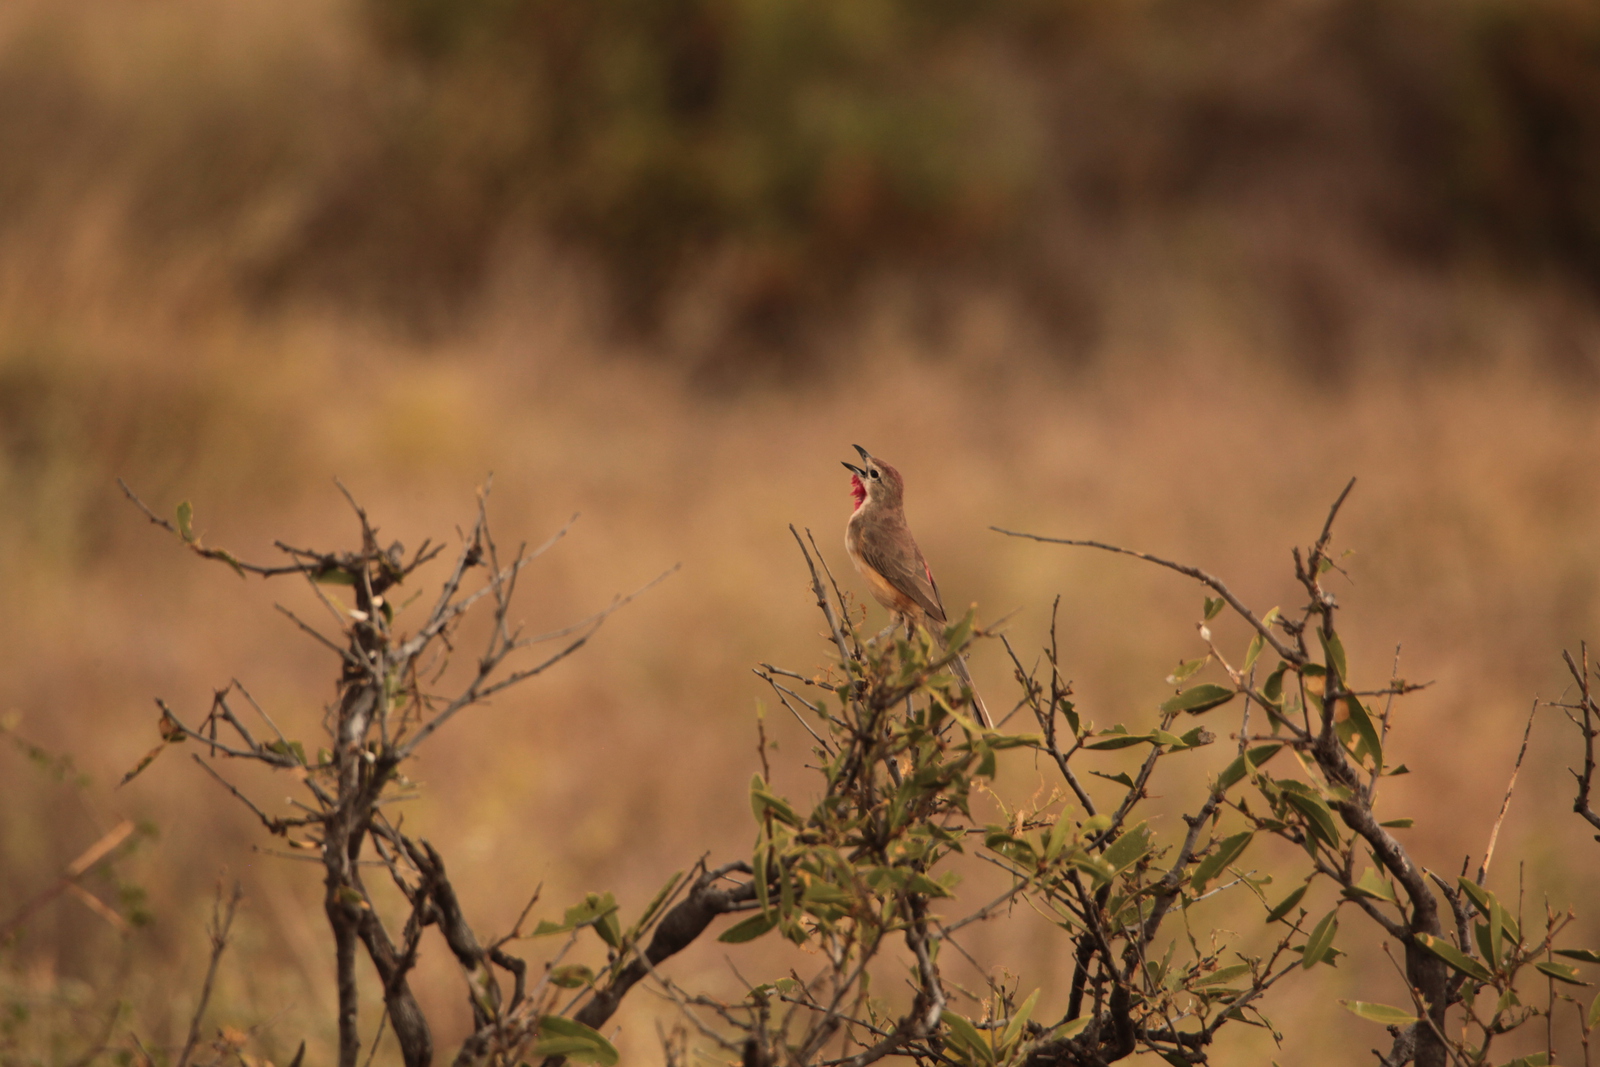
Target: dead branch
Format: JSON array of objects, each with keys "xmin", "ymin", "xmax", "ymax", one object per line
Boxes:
[{"xmin": 175, "ymin": 881, "xmax": 243, "ymax": 1067}]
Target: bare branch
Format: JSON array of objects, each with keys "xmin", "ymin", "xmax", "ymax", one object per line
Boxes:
[
  {"xmin": 1561, "ymin": 646, "xmax": 1600, "ymax": 834},
  {"xmin": 991, "ymin": 526, "xmax": 1303, "ymax": 666},
  {"xmin": 175, "ymin": 881, "xmax": 243, "ymax": 1067},
  {"xmin": 1479, "ymin": 699, "xmax": 1539, "ymax": 883},
  {"xmin": 790, "ymin": 526, "xmax": 856, "ymax": 671},
  {"xmin": 119, "ymin": 479, "xmax": 307, "ymax": 577}
]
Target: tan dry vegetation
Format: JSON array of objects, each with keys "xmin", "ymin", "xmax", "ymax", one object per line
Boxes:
[
  {"xmin": 5, "ymin": 278, "xmax": 1600, "ymax": 1062},
  {"xmin": 4, "ymin": 0, "xmax": 1600, "ymax": 1063}
]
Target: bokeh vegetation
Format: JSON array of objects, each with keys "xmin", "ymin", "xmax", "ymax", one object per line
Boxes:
[{"xmin": 4, "ymin": 0, "xmax": 1600, "ymax": 1062}]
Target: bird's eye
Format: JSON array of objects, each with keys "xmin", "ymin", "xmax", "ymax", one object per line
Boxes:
[{"xmin": 868, "ymin": 469, "xmax": 879, "ymax": 479}]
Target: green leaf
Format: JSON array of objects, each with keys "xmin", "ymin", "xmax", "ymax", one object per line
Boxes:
[
  {"xmin": 1069, "ymin": 852, "xmax": 1116, "ymax": 887},
  {"xmin": 1588, "ymin": 989, "xmax": 1600, "ymax": 1030},
  {"xmin": 1458, "ymin": 880, "xmax": 1521, "ymax": 942},
  {"xmin": 629, "ymin": 870, "xmax": 685, "ymax": 939},
  {"xmin": 1085, "ymin": 726, "xmax": 1154, "ymax": 750},
  {"xmin": 533, "ymin": 1016, "xmax": 619, "ymax": 1066},
  {"xmin": 1044, "ymin": 810, "xmax": 1076, "ymax": 863},
  {"xmin": 802, "ymin": 879, "xmax": 852, "ymax": 907},
  {"xmin": 1302, "ymin": 910, "xmax": 1339, "ymax": 969},
  {"xmin": 778, "ymin": 859, "xmax": 796, "ymax": 923},
  {"xmin": 548, "ymin": 964, "xmax": 595, "ymax": 988},
  {"xmin": 1217, "ymin": 744, "xmax": 1282, "ymax": 792},
  {"xmin": 943, "ymin": 612, "xmax": 975, "ymax": 654},
  {"xmin": 1475, "ymin": 922, "xmax": 1496, "ymax": 968},
  {"xmin": 1344, "ymin": 695, "xmax": 1383, "ymax": 770},
  {"xmin": 1535, "ymin": 961, "xmax": 1589, "ymax": 986},
  {"xmin": 985, "ymin": 828, "xmax": 1038, "ymax": 866},
  {"xmin": 1161, "ymin": 684, "xmax": 1237, "ymax": 715},
  {"xmin": 1103, "ymin": 822, "xmax": 1152, "ymax": 877},
  {"xmin": 1058, "ymin": 698, "xmax": 1080, "ymax": 736},
  {"xmin": 176, "ymin": 501, "xmax": 195, "ymax": 543},
  {"xmin": 1556, "ymin": 949, "xmax": 1600, "ymax": 964},
  {"xmin": 1345, "ymin": 868, "xmax": 1398, "ymax": 905},
  {"xmin": 939, "ymin": 1011, "xmax": 995, "ymax": 1066},
  {"xmin": 596, "ymin": 909, "xmax": 622, "ymax": 949},
  {"xmin": 1456, "ymin": 879, "xmax": 1494, "ymax": 916},
  {"xmin": 1204, "ymin": 596, "xmax": 1225, "ymax": 620},
  {"xmin": 1001, "ymin": 988, "xmax": 1041, "ymax": 1050},
  {"xmin": 753, "ymin": 840, "xmax": 770, "ymax": 914},
  {"xmin": 750, "ymin": 774, "xmax": 803, "ymax": 827},
  {"xmin": 1088, "ymin": 770, "xmax": 1135, "ymax": 788},
  {"xmin": 1266, "ymin": 884, "xmax": 1308, "ymax": 923},
  {"xmin": 1168, "ymin": 657, "xmax": 1209, "ymax": 684},
  {"xmin": 718, "ymin": 911, "xmax": 779, "ymax": 944},
  {"xmin": 1243, "ymin": 633, "xmax": 1266, "ymax": 674},
  {"xmin": 1319, "ymin": 629, "xmax": 1347, "ymax": 681},
  {"xmin": 1196, "ymin": 963, "xmax": 1252, "ymax": 987},
  {"xmin": 1281, "ymin": 785, "xmax": 1340, "ymax": 849},
  {"xmin": 1379, "ymin": 818, "xmax": 1413, "ymax": 828},
  {"xmin": 1043, "ymin": 1016, "xmax": 1090, "ymax": 1044},
  {"xmin": 532, "ymin": 893, "xmax": 620, "ymax": 938},
  {"xmin": 1261, "ymin": 665, "xmax": 1287, "ymax": 706},
  {"xmin": 264, "ymin": 739, "xmax": 307, "ymax": 766},
  {"xmin": 212, "ymin": 548, "xmax": 247, "ymax": 578},
  {"xmin": 1191, "ymin": 832, "xmax": 1254, "ymax": 892},
  {"xmin": 1341, "ymin": 1000, "xmax": 1419, "ymax": 1026},
  {"xmin": 1414, "ymin": 933, "xmax": 1491, "ymax": 983}
]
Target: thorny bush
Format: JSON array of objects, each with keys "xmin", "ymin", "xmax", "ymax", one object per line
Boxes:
[{"xmin": 110, "ymin": 478, "xmax": 1600, "ymax": 1067}]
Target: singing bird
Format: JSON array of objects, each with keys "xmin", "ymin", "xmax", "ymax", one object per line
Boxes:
[{"xmin": 842, "ymin": 444, "xmax": 991, "ymax": 727}]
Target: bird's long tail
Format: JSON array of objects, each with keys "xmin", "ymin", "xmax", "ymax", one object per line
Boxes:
[{"xmin": 949, "ymin": 654, "xmax": 992, "ymax": 729}]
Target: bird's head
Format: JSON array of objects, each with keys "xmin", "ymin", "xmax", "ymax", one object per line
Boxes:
[{"xmin": 842, "ymin": 444, "xmax": 903, "ymax": 510}]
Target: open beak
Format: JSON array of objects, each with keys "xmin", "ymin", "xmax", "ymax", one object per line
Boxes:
[
  {"xmin": 842, "ymin": 461, "xmax": 866, "ymax": 476},
  {"xmin": 853, "ymin": 444, "xmax": 873, "ymax": 463}
]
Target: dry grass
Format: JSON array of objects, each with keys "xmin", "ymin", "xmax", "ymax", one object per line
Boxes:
[
  {"xmin": 4, "ymin": 0, "xmax": 1600, "ymax": 1064},
  {"xmin": 4, "ymin": 277, "xmax": 1599, "ymax": 1062}
]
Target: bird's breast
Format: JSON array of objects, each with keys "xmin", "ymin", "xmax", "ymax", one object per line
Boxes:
[{"xmin": 846, "ymin": 517, "xmax": 919, "ymax": 616}]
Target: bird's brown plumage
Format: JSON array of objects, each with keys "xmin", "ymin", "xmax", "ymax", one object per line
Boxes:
[{"xmin": 843, "ymin": 446, "xmax": 990, "ymax": 726}]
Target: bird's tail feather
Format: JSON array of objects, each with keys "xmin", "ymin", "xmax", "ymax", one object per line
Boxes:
[{"xmin": 949, "ymin": 654, "xmax": 992, "ymax": 729}]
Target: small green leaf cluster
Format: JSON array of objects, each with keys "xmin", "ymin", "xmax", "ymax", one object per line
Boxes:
[{"xmin": 730, "ymin": 587, "xmax": 1317, "ymax": 1066}]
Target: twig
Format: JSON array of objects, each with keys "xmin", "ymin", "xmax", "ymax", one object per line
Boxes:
[
  {"xmin": 0, "ymin": 820, "xmax": 137, "ymax": 940},
  {"xmin": 755, "ymin": 669, "xmax": 835, "ymax": 754},
  {"xmin": 1561, "ymin": 646, "xmax": 1600, "ymax": 833},
  {"xmin": 790, "ymin": 526, "xmax": 855, "ymax": 672},
  {"xmin": 176, "ymin": 881, "xmax": 244, "ymax": 1067},
  {"xmin": 1478, "ymin": 699, "xmax": 1538, "ymax": 884},
  {"xmin": 118, "ymin": 479, "xmax": 306, "ymax": 577},
  {"xmin": 991, "ymin": 527, "xmax": 1303, "ymax": 666}
]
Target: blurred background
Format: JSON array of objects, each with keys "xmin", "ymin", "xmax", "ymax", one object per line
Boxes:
[{"xmin": 3, "ymin": 0, "xmax": 1600, "ymax": 1061}]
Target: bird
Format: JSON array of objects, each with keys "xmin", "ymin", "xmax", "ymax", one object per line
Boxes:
[{"xmin": 842, "ymin": 444, "xmax": 992, "ymax": 727}]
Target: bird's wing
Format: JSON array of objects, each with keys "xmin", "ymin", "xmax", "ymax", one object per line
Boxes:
[{"xmin": 858, "ymin": 522, "xmax": 947, "ymax": 625}]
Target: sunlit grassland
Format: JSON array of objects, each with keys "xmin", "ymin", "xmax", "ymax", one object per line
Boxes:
[
  {"xmin": 3, "ymin": 272, "xmax": 1599, "ymax": 1062},
  {"xmin": 4, "ymin": 0, "xmax": 1600, "ymax": 1061}
]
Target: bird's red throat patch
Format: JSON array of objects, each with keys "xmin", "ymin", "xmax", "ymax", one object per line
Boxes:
[{"xmin": 849, "ymin": 474, "xmax": 866, "ymax": 509}]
